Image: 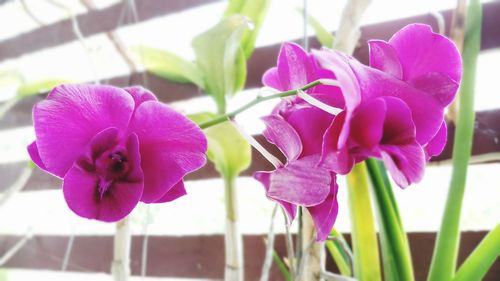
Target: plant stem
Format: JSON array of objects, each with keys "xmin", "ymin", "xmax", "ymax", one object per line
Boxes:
[
  {"xmin": 427, "ymin": 1, "xmax": 482, "ymax": 280},
  {"xmin": 452, "ymin": 224, "xmax": 500, "ymax": 281},
  {"xmin": 298, "ymin": 211, "xmax": 322, "ymax": 281},
  {"xmin": 346, "ymin": 163, "xmax": 381, "ymax": 281},
  {"xmin": 366, "ymin": 158, "xmax": 414, "ymax": 281},
  {"xmin": 224, "ymin": 176, "xmax": 244, "ymax": 281},
  {"xmin": 111, "ymin": 217, "xmax": 131, "ymax": 281},
  {"xmin": 199, "ymin": 80, "xmax": 322, "ymax": 129}
]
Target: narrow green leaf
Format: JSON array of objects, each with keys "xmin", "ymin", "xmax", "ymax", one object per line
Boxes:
[
  {"xmin": 132, "ymin": 46, "xmax": 205, "ymax": 89},
  {"xmin": 326, "ymin": 229, "xmax": 353, "ymax": 276},
  {"xmin": 192, "ymin": 16, "xmax": 250, "ymax": 113},
  {"xmin": 225, "ymin": 0, "xmax": 272, "ymax": 58},
  {"xmin": 427, "ymin": 1, "xmax": 482, "ymax": 280},
  {"xmin": 273, "ymin": 250, "xmax": 292, "ymax": 281},
  {"xmin": 189, "ymin": 112, "xmax": 251, "ymax": 180},
  {"xmin": 346, "ymin": 163, "xmax": 382, "ymax": 281},
  {"xmin": 297, "ymin": 8, "xmax": 334, "ymax": 48},
  {"xmin": 16, "ymin": 79, "xmax": 68, "ymax": 97},
  {"xmin": 452, "ymin": 224, "xmax": 500, "ymax": 281},
  {"xmin": 366, "ymin": 158, "xmax": 414, "ymax": 281}
]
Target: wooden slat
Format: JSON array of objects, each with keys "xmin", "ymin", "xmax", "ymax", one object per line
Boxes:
[
  {"xmin": 0, "ymin": 232, "xmax": 498, "ymax": 280},
  {"xmin": 0, "ymin": 0, "xmax": 220, "ymax": 60}
]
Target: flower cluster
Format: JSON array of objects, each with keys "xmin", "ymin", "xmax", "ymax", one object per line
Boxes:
[
  {"xmin": 28, "ymin": 85, "xmax": 207, "ymax": 222},
  {"xmin": 255, "ymin": 24, "xmax": 462, "ymax": 240}
]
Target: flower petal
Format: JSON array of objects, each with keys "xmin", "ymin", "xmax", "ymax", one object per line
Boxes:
[
  {"xmin": 380, "ymin": 142, "xmax": 425, "ymax": 188},
  {"xmin": 277, "ymin": 42, "xmax": 316, "ymax": 90},
  {"xmin": 388, "ymin": 24, "xmax": 462, "ymax": 83},
  {"xmin": 153, "ymin": 180, "xmax": 187, "ymax": 203},
  {"xmin": 267, "ymin": 155, "xmax": 331, "ymax": 206},
  {"xmin": 27, "ymin": 141, "xmax": 47, "ymax": 171},
  {"xmin": 424, "ymin": 120, "xmax": 447, "ymax": 159},
  {"xmin": 320, "ymin": 112, "xmax": 355, "ymax": 174},
  {"xmin": 254, "ymin": 171, "xmax": 297, "ymax": 222},
  {"xmin": 129, "ymin": 101, "xmax": 207, "ymax": 203},
  {"xmin": 351, "ymin": 98, "xmax": 386, "ymax": 149},
  {"xmin": 262, "ymin": 115, "xmax": 302, "ymax": 161},
  {"xmin": 262, "ymin": 67, "xmax": 283, "ymax": 90},
  {"xmin": 409, "ymin": 72, "xmax": 459, "ymax": 107},
  {"xmin": 380, "ymin": 96, "xmax": 416, "ymax": 145},
  {"xmin": 307, "ymin": 176, "xmax": 339, "ymax": 241},
  {"xmin": 368, "ymin": 40, "xmax": 403, "ymax": 79},
  {"xmin": 63, "ymin": 133, "xmax": 143, "ymax": 222},
  {"xmin": 124, "ymin": 86, "xmax": 158, "ymax": 108},
  {"xmin": 33, "ymin": 84, "xmax": 134, "ymax": 177}
]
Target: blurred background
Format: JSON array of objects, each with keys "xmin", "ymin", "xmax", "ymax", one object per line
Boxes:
[{"xmin": 0, "ymin": 0, "xmax": 498, "ymax": 280}]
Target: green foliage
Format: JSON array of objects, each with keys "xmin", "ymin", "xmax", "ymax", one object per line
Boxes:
[
  {"xmin": 366, "ymin": 158, "xmax": 414, "ymax": 281},
  {"xmin": 346, "ymin": 163, "xmax": 381, "ymax": 281},
  {"xmin": 131, "ymin": 46, "xmax": 205, "ymax": 89},
  {"xmin": 326, "ymin": 228, "xmax": 353, "ymax": 276},
  {"xmin": 297, "ymin": 8, "xmax": 334, "ymax": 48},
  {"xmin": 453, "ymin": 225, "xmax": 500, "ymax": 281},
  {"xmin": 192, "ymin": 15, "xmax": 251, "ymax": 113},
  {"xmin": 225, "ymin": 0, "xmax": 272, "ymax": 58},
  {"xmin": 17, "ymin": 79, "xmax": 68, "ymax": 97},
  {"xmin": 189, "ymin": 112, "xmax": 251, "ymax": 181},
  {"xmin": 272, "ymin": 249, "xmax": 292, "ymax": 281},
  {"xmin": 427, "ymin": 0, "xmax": 482, "ymax": 280}
]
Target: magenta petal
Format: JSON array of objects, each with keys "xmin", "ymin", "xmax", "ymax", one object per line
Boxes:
[
  {"xmin": 63, "ymin": 133, "xmax": 144, "ymax": 222},
  {"xmin": 409, "ymin": 72, "xmax": 459, "ymax": 107},
  {"xmin": 129, "ymin": 101, "xmax": 207, "ymax": 203},
  {"xmin": 27, "ymin": 141, "xmax": 47, "ymax": 171},
  {"xmin": 424, "ymin": 121, "xmax": 447, "ymax": 159},
  {"xmin": 282, "ymin": 105, "xmax": 334, "ymax": 156},
  {"xmin": 368, "ymin": 40, "xmax": 403, "ymax": 79},
  {"xmin": 380, "ymin": 143, "xmax": 425, "ymax": 188},
  {"xmin": 267, "ymin": 156, "xmax": 331, "ymax": 206},
  {"xmin": 307, "ymin": 176, "xmax": 339, "ymax": 241},
  {"xmin": 351, "ymin": 98, "xmax": 386, "ymax": 149},
  {"xmin": 320, "ymin": 113, "xmax": 355, "ymax": 174},
  {"xmin": 153, "ymin": 180, "xmax": 187, "ymax": 203},
  {"xmin": 124, "ymin": 86, "xmax": 158, "ymax": 109},
  {"xmin": 388, "ymin": 24, "xmax": 462, "ymax": 83},
  {"xmin": 262, "ymin": 67, "xmax": 283, "ymax": 90},
  {"xmin": 254, "ymin": 171, "xmax": 297, "ymax": 222},
  {"xmin": 33, "ymin": 84, "xmax": 134, "ymax": 177},
  {"xmin": 262, "ymin": 115, "xmax": 302, "ymax": 161},
  {"xmin": 277, "ymin": 42, "xmax": 316, "ymax": 90},
  {"xmin": 380, "ymin": 96, "xmax": 416, "ymax": 145}
]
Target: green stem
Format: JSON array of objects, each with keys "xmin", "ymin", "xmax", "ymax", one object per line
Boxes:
[
  {"xmin": 346, "ymin": 163, "xmax": 382, "ymax": 281},
  {"xmin": 366, "ymin": 158, "xmax": 414, "ymax": 281},
  {"xmin": 199, "ymin": 80, "xmax": 322, "ymax": 129},
  {"xmin": 223, "ymin": 175, "xmax": 243, "ymax": 280},
  {"xmin": 452, "ymin": 225, "xmax": 500, "ymax": 281},
  {"xmin": 427, "ymin": 1, "xmax": 481, "ymax": 280}
]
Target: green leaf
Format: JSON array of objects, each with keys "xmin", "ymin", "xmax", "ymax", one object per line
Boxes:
[
  {"xmin": 16, "ymin": 79, "xmax": 68, "ymax": 97},
  {"xmin": 225, "ymin": 0, "xmax": 272, "ymax": 58},
  {"xmin": 452, "ymin": 224, "xmax": 500, "ymax": 281},
  {"xmin": 272, "ymin": 250, "xmax": 292, "ymax": 281},
  {"xmin": 189, "ymin": 112, "xmax": 251, "ymax": 180},
  {"xmin": 326, "ymin": 228, "xmax": 353, "ymax": 276},
  {"xmin": 366, "ymin": 158, "xmax": 414, "ymax": 281},
  {"xmin": 297, "ymin": 8, "xmax": 334, "ymax": 48},
  {"xmin": 427, "ymin": 1, "xmax": 482, "ymax": 280},
  {"xmin": 132, "ymin": 46, "xmax": 205, "ymax": 89},
  {"xmin": 346, "ymin": 163, "xmax": 382, "ymax": 281},
  {"xmin": 192, "ymin": 15, "xmax": 250, "ymax": 113}
]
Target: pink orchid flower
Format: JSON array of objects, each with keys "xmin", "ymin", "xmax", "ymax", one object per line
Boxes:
[
  {"xmin": 255, "ymin": 42, "xmax": 341, "ymax": 241},
  {"xmin": 28, "ymin": 85, "xmax": 207, "ymax": 222},
  {"xmin": 317, "ymin": 24, "xmax": 461, "ymax": 187}
]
